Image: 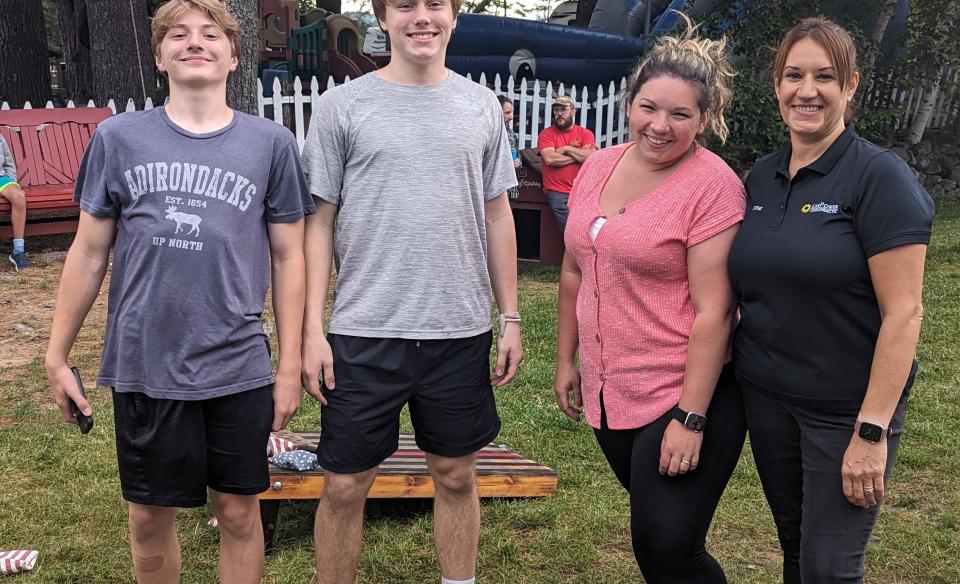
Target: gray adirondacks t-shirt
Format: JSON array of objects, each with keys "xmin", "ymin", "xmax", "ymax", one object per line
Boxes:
[
  {"xmin": 75, "ymin": 108, "xmax": 314, "ymax": 400},
  {"xmin": 301, "ymin": 71, "xmax": 518, "ymax": 339}
]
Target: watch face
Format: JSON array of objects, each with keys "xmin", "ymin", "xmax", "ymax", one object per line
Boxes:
[
  {"xmin": 858, "ymin": 422, "xmax": 884, "ymax": 442},
  {"xmin": 686, "ymin": 413, "xmax": 706, "ymax": 432}
]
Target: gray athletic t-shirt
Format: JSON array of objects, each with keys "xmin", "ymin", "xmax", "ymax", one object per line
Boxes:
[
  {"xmin": 75, "ymin": 108, "xmax": 314, "ymax": 399},
  {"xmin": 302, "ymin": 71, "xmax": 518, "ymax": 339}
]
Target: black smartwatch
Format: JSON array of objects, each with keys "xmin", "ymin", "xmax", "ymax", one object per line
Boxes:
[
  {"xmin": 856, "ymin": 420, "xmax": 888, "ymax": 443},
  {"xmin": 672, "ymin": 406, "xmax": 707, "ymax": 433}
]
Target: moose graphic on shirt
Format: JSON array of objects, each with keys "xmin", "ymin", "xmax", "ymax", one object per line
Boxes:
[{"xmin": 165, "ymin": 206, "xmax": 202, "ymax": 237}]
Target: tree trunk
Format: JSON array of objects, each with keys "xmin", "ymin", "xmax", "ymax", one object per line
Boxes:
[
  {"xmin": 906, "ymin": 75, "xmax": 941, "ymax": 145},
  {"xmin": 86, "ymin": 0, "xmax": 158, "ymax": 108},
  {"xmin": 224, "ymin": 0, "xmax": 260, "ymax": 116},
  {"xmin": 57, "ymin": 0, "xmax": 94, "ymax": 104},
  {"xmin": 864, "ymin": 0, "xmax": 898, "ymax": 77},
  {"xmin": 0, "ymin": 0, "xmax": 53, "ymax": 107}
]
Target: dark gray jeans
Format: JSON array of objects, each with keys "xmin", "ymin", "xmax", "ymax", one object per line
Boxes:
[
  {"xmin": 742, "ymin": 383, "xmax": 909, "ymax": 584},
  {"xmin": 545, "ymin": 189, "xmax": 569, "ymax": 234}
]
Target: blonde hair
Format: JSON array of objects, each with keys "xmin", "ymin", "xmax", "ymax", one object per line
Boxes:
[
  {"xmin": 626, "ymin": 13, "xmax": 735, "ymax": 143},
  {"xmin": 151, "ymin": 0, "xmax": 241, "ymax": 59}
]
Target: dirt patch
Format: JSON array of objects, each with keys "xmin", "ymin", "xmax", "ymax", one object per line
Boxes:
[{"xmin": 0, "ymin": 249, "xmax": 109, "ymax": 368}]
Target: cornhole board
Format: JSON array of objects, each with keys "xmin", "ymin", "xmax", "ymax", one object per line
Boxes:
[{"xmin": 258, "ymin": 431, "xmax": 558, "ymax": 553}]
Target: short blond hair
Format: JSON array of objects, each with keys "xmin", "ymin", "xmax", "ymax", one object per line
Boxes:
[{"xmin": 151, "ymin": 0, "xmax": 241, "ymax": 59}]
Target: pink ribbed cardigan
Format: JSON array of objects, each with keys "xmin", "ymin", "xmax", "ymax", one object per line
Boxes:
[{"xmin": 565, "ymin": 143, "xmax": 745, "ymax": 430}]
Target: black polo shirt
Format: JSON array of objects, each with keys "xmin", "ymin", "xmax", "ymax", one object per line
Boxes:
[{"xmin": 728, "ymin": 125, "xmax": 935, "ymax": 403}]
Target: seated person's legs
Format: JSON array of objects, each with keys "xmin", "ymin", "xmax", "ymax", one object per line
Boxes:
[{"xmin": 0, "ymin": 180, "xmax": 29, "ymax": 270}]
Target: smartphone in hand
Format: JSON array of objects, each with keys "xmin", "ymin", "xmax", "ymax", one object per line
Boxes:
[{"xmin": 69, "ymin": 366, "xmax": 94, "ymax": 434}]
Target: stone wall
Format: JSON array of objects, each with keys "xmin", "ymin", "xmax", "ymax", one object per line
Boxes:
[{"xmin": 892, "ymin": 135, "xmax": 960, "ymax": 202}]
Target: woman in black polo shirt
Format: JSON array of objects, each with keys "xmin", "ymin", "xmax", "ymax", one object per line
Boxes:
[{"xmin": 727, "ymin": 17, "xmax": 934, "ymax": 583}]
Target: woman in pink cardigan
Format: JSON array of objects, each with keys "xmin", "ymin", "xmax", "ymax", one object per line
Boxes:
[{"xmin": 553, "ymin": 18, "xmax": 746, "ymax": 583}]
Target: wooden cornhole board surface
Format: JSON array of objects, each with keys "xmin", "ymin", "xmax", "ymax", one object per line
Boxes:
[
  {"xmin": 261, "ymin": 431, "xmax": 558, "ymax": 499},
  {"xmin": 258, "ymin": 431, "xmax": 558, "ymax": 552}
]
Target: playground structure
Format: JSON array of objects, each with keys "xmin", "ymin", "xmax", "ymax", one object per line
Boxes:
[{"xmin": 259, "ymin": 0, "xmax": 378, "ymax": 89}]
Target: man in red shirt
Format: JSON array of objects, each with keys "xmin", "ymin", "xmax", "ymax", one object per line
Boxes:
[{"xmin": 537, "ymin": 95, "xmax": 596, "ymax": 233}]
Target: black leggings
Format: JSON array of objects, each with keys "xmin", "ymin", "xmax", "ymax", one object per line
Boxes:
[{"xmin": 593, "ymin": 364, "xmax": 746, "ymax": 584}]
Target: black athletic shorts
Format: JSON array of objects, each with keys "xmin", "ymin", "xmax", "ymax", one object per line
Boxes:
[
  {"xmin": 316, "ymin": 332, "xmax": 501, "ymax": 473},
  {"xmin": 113, "ymin": 385, "xmax": 273, "ymax": 507}
]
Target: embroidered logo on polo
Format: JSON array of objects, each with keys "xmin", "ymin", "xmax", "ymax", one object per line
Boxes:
[
  {"xmin": 800, "ymin": 202, "xmax": 839, "ymax": 214},
  {"xmin": 751, "ymin": 205, "xmax": 764, "ymax": 212}
]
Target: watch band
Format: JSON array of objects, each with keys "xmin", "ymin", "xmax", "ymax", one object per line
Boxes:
[
  {"xmin": 855, "ymin": 420, "xmax": 890, "ymax": 443},
  {"xmin": 672, "ymin": 406, "xmax": 707, "ymax": 432},
  {"xmin": 497, "ymin": 312, "xmax": 521, "ymax": 338}
]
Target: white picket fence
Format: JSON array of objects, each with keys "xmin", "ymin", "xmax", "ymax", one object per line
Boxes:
[
  {"xmin": 5, "ymin": 68, "xmax": 960, "ymax": 147},
  {"xmin": 0, "ymin": 73, "xmax": 631, "ymax": 153},
  {"xmin": 257, "ymin": 73, "xmax": 631, "ymax": 152}
]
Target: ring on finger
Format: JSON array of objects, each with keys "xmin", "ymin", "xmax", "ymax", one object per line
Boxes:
[
  {"xmin": 680, "ymin": 459, "xmax": 691, "ymax": 465},
  {"xmin": 863, "ymin": 486, "xmax": 874, "ymax": 493}
]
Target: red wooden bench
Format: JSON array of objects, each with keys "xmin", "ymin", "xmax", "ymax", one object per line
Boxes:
[{"xmin": 0, "ymin": 107, "xmax": 113, "ymax": 238}]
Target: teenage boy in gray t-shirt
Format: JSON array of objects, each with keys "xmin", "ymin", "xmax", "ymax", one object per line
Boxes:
[
  {"xmin": 300, "ymin": 0, "xmax": 522, "ymax": 583},
  {"xmin": 45, "ymin": 1, "xmax": 312, "ymax": 582}
]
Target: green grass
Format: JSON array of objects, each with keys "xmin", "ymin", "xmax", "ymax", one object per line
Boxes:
[{"xmin": 1, "ymin": 202, "xmax": 958, "ymax": 583}]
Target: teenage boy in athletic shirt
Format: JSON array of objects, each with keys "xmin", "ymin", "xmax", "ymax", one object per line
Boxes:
[
  {"xmin": 45, "ymin": 1, "xmax": 313, "ymax": 582},
  {"xmin": 300, "ymin": 0, "xmax": 523, "ymax": 582}
]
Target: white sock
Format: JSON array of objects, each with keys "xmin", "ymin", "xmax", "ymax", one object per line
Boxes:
[{"xmin": 441, "ymin": 578, "xmax": 475, "ymax": 584}]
